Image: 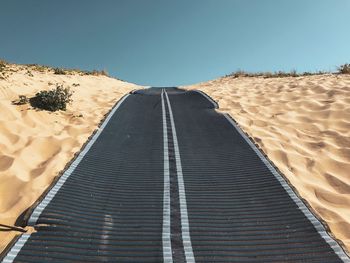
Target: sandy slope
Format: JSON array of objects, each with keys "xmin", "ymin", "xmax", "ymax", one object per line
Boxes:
[
  {"xmin": 184, "ymin": 74, "xmax": 350, "ymax": 252},
  {"xmin": 0, "ymin": 63, "xmax": 141, "ymax": 252}
]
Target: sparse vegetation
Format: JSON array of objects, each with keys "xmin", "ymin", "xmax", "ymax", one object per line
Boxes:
[
  {"xmin": 29, "ymin": 84, "xmax": 73, "ymax": 111},
  {"xmin": 0, "ymin": 60, "xmax": 7, "ymax": 72},
  {"xmin": 4, "ymin": 59, "xmax": 348, "ymax": 84},
  {"xmin": 302, "ymin": 72, "xmax": 313, "ymax": 76},
  {"xmin": 0, "ymin": 60, "xmax": 7, "ymax": 79},
  {"xmin": 28, "ymin": 64, "xmax": 49, "ymax": 73},
  {"xmin": 227, "ymin": 69, "xmax": 331, "ymax": 79},
  {"xmin": 53, "ymin": 67, "xmax": 109, "ymax": 76},
  {"xmin": 84, "ymin": 69, "xmax": 109, "ymax": 77},
  {"xmin": 62, "ymin": 68, "xmax": 79, "ymax": 75},
  {"xmin": 1, "ymin": 60, "xmax": 113, "ymax": 79},
  {"xmin": 26, "ymin": 70, "xmax": 34, "ymax": 77},
  {"xmin": 54, "ymin": 67, "xmax": 67, "ymax": 75},
  {"xmin": 338, "ymin": 64, "xmax": 350, "ymax": 74},
  {"xmin": 287, "ymin": 69, "xmax": 297, "ymax": 77}
]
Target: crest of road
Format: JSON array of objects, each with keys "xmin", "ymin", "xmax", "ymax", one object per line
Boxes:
[{"xmin": 1, "ymin": 88, "xmax": 349, "ymax": 262}]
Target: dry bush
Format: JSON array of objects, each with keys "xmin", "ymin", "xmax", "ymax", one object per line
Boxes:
[
  {"xmin": 338, "ymin": 64, "xmax": 350, "ymax": 74},
  {"xmin": 227, "ymin": 69, "xmax": 334, "ymax": 79},
  {"xmin": 28, "ymin": 64, "xmax": 49, "ymax": 73},
  {"xmin": 0, "ymin": 60, "xmax": 7, "ymax": 71},
  {"xmin": 84, "ymin": 69, "xmax": 109, "ymax": 77},
  {"xmin": 54, "ymin": 67, "xmax": 67, "ymax": 75}
]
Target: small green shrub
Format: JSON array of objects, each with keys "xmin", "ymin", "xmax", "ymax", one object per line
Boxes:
[
  {"xmin": 100, "ymin": 69, "xmax": 108, "ymax": 76},
  {"xmin": 231, "ymin": 70, "xmax": 249, "ymax": 78},
  {"xmin": 338, "ymin": 64, "xmax": 350, "ymax": 74},
  {"xmin": 26, "ymin": 70, "xmax": 34, "ymax": 77},
  {"xmin": 54, "ymin": 67, "xmax": 66, "ymax": 75},
  {"xmin": 30, "ymin": 64, "xmax": 48, "ymax": 72},
  {"xmin": 30, "ymin": 84, "xmax": 73, "ymax": 111},
  {"xmin": 0, "ymin": 60, "xmax": 7, "ymax": 79},
  {"xmin": 84, "ymin": 69, "xmax": 109, "ymax": 76},
  {"xmin": 0, "ymin": 60, "xmax": 7, "ymax": 72},
  {"xmin": 302, "ymin": 72, "xmax": 312, "ymax": 76},
  {"xmin": 290, "ymin": 69, "xmax": 298, "ymax": 77}
]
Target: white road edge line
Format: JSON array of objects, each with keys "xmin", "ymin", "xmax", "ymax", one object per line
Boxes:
[
  {"xmin": 194, "ymin": 89, "xmax": 350, "ymax": 262},
  {"xmin": 164, "ymin": 90, "xmax": 196, "ymax": 263},
  {"xmin": 1, "ymin": 94, "xmax": 131, "ymax": 263},
  {"xmin": 161, "ymin": 89, "xmax": 173, "ymax": 263},
  {"xmin": 224, "ymin": 114, "xmax": 350, "ymax": 262},
  {"xmin": 1, "ymin": 234, "xmax": 30, "ymax": 263}
]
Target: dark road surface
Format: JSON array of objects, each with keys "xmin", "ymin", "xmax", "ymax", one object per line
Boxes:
[{"xmin": 1, "ymin": 88, "xmax": 349, "ymax": 263}]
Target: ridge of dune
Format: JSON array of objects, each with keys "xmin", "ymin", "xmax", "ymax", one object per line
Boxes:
[
  {"xmin": 184, "ymin": 74, "xmax": 350, "ymax": 253},
  {"xmin": 0, "ymin": 62, "xmax": 142, "ymax": 253}
]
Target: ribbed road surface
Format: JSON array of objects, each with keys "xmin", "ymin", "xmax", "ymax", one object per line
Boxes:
[{"xmin": 1, "ymin": 88, "xmax": 348, "ymax": 263}]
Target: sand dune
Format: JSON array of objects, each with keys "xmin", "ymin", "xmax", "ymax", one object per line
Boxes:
[
  {"xmin": 184, "ymin": 74, "xmax": 350, "ymax": 253},
  {"xmin": 0, "ymin": 63, "xmax": 141, "ymax": 252},
  {"xmin": 2, "ymin": 63, "xmax": 349, "ymax": 255}
]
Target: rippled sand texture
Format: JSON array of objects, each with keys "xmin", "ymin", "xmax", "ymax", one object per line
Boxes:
[
  {"xmin": 0, "ymin": 64, "xmax": 141, "ymax": 252},
  {"xmin": 185, "ymin": 74, "xmax": 350, "ymax": 252}
]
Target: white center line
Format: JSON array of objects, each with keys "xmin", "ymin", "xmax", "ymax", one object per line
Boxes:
[
  {"xmin": 161, "ymin": 89, "xmax": 173, "ymax": 263},
  {"xmin": 164, "ymin": 89, "xmax": 196, "ymax": 263}
]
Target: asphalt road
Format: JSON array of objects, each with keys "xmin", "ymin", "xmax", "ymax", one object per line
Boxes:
[{"xmin": 1, "ymin": 88, "xmax": 349, "ymax": 263}]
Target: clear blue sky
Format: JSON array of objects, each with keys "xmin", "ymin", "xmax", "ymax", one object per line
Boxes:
[{"xmin": 1, "ymin": 0, "xmax": 349, "ymax": 86}]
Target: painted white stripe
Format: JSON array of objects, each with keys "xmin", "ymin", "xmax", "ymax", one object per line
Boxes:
[
  {"xmin": 195, "ymin": 89, "xmax": 350, "ymax": 261},
  {"xmin": 161, "ymin": 89, "xmax": 173, "ymax": 263},
  {"xmin": 164, "ymin": 90, "xmax": 196, "ymax": 263},
  {"xmin": 224, "ymin": 114, "xmax": 350, "ymax": 262},
  {"xmin": 28, "ymin": 94, "xmax": 130, "ymax": 225},
  {"xmin": 1, "ymin": 94, "xmax": 130, "ymax": 263},
  {"xmin": 1, "ymin": 234, "xmax": 30, "ymax": 263}
]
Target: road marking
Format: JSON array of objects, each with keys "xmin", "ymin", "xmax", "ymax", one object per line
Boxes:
[
  {"xmin": 223, "ymin": 114, "xmax": 350, "ymax": 262},
  {"xmin": 29, "ymin": 93, "xmax": 130, "ymax": 226},
  {"xmin": 1, "ymin": 235, "xmax": 30, "ymax": 263},
  {"xmin": 164, "ymin": 90, "xmax": 196, "ymax": 263},
  {"xmin": 161, "ymin": 89, "xmax": 173, "ymax": 263},
  {"xmin": 1, "ymin": 94, "xmax": 130, "ymax": 263},
  {"xmin": 194, "ymin": 89, "xmax": 350, "ymax": 262}
]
